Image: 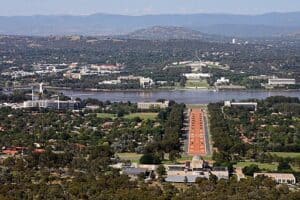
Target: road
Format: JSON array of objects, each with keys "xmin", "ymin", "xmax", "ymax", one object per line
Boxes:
[
  {"xmin": 202, "ymin": 108, "xmax": 212, "ymax": 155},
  {"xmin": 183, "ymin": 106, "xmax": 211, "ymax": 157},
  {"xmin": 188, "ymin": 108, "xmax": 207, "ymax": 156}
]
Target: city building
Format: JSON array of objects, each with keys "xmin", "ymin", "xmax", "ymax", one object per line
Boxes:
[
  {"xmin": 121, "ymin": 167, "xmax": 148, "ymax": 180},
  {"xmin": 118, "ymin": 76, "xmax": 154, "ymax": 88},
  {"xmin": 211, "ymin": 167, "xmax": 229, "ymax": 180},
  {"xmin": 224, "ymin": 101, "xmax": 258, "ymax": 111},
  {"xmin": 137, "ymin": 101, "xmax": 169, "ymax": 110},
  {"xmin": 23, "ymin": 100, "xmax": 78, "ymax": 110},
  {"xmin": 232, "ymin": 38, "xmax": 236, "ymax": 44},
  {"xmin": 254, "ymin": 173, "xmax": 296, "ymax": 184},
  {"xmin": 63, "ymin": 71, "xmax": 82, "ymax": 80},
  {"xmin": 215, "ymin": 77, "xmax": 230, "ymax": 85},
  {"xmin": 91, "ymin": 64, "xmax": 121, "ymax": 71},
  {"xmin": 249, "ymin": 75, "xmax": 276, "ymax": 80},
  {"xmin": 91, "ymin": 64, "xmax": 122, "ymax": 74},
  {"xmin": 39, "ymin": 83, "xmax": 44, "ymax": 94},
  {"xmin": 183, "ymin": 73, "xmax": 211, "ymax": 80},
  {"xmin": 139, "ymin": 77, "xmax": 154, "ymax": 88},
  {"xmin": 165, "ymin": 156, "xmax": 229, "ymax": 183},
  {"xmin": 268, "ymin": 78, "xmax": 296, "ymax": 86},
  {"xmin": 98, "ymin": 80, "xmax": 121, "ymax": 85},
  {"xmin": 1, "ymin": 70, "xmax": 35, "ymax": 78}
]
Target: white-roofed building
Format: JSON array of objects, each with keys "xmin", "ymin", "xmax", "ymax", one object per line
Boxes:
[
  {"xmin": 254, "ymin": 173, "xmax": 296, "ymax": 184},
  {"xmin": 183, "ymin": 73, "xmax": 211, "ymax": 80}
]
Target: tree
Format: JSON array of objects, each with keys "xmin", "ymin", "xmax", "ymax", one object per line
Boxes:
[
  {"xmin": 117, "ymin": 109, "xmax": 125, "ymax": 117},
  {"xmin": 156, "ymin": 165, "xmax": 166, "ymax": 178},
  {"xmin": 278, "ymin": 160, "xmax": 292, "ymax": 172},
  {"xmin": 139, "ymin": 154, "xmax": 161, "ymax": 164},
  {"xmin": 184, "ymin": 176, "xmax": 188, "ymax": 184},
  {"xmin": 242, "ymin": 164, "xmax": 260, "ymax": 176}
]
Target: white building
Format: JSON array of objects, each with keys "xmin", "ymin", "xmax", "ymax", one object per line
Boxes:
[
  {"xmin": 183, "ymin": 73, "xmax": 211, "ymax": 80},
  {"xmin": 249, "ymin": 75, "xmax": 276, "ymax": 80},
  {"xmin": 39, "ymin": 83, "xmax": 44, "ymax": 94},
  {"xmin": 137, "ymin": 101, "xmax": 169, "ymax": 110},
  {"xmin": 118, "ymin": 76, "xmax": 154, "ymax": 88},
  {"xmin": 63, "ymin": 71, "xmax": 82, "ymax": 80},
  {"xmin": 268, "ymin": 78, "xmax": 296, "ymax": 86},
  {"xmin": 91, "ymin": 64, "xmax": 121, "ymax": 71},
  {"xmin": 215, "ymin": 77, "xmax": 230, "ymax": 85},
  {"xmin": 254, "ymin": 173, "xmax": 296, "ymax": 184},
  {"xmin": 99, "ymin": 80, "xmax": 121, "ymax": 85},
  {"xmin": 165, "ymin": 156, "xmax": 229, "ymax": 183},
  {"xmin": 139, "ymin": 77, "xmax": 154, "ymax": 88},
  {"xmin": 232, "ymin": 38, "xmax": 236, "ymax": 44},
  {"xmin": 23, "ymin": 100, "xmax": 78, "ymax": 110},
  {"xmin": 224, "ymin": 101, "xmax": 258, "ymax": 111},
  {"xmin": 211, "ymin": 167, "xmax": 229, "ymax": 180}
]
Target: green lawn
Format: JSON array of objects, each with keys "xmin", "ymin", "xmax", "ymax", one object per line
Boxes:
[
  {"xmin": 235, "ymin": 161, "xmax": 278, "ymax": 171},
  {"xmin": 185, "ymin": 80, "xmax": 209, "ymax": 88},
  {"xmin": 97, "ymin": 113, "xmax": 116, "ymax": 119},
  {"xmin": 97, "ymin": 112, "xmax": 157, "ymax": 120},
  {"xmin": 269, "ymin": 152, "xmax": 300, "ymax": 158},
  {"xmin": 123, "ymin": 112, "xmax": 157, "ymax": 120},
  {"xmin": 117, "ymin": 153, "xmax": 142, "ymax": 163}
]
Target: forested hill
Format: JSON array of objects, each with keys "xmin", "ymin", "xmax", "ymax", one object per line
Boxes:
[{"xmin": 0, "ymin": 12, "xmax": 300, "ymax": 37}]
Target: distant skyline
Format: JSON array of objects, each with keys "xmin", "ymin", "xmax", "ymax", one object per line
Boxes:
[{"xmin": 0, "ymin": 0, "xmax": 300, "ymax": 16}]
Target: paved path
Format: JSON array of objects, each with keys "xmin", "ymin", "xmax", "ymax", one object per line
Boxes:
[
  {"xmin": 188, "ymin": 109, "xmax": 207, "ymax": 156},
  {"xmin": 202, "ymin": 109, "xmax": 212, "ymax": 155}
]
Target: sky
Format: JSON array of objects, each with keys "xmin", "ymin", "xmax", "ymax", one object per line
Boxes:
[{"xmin": 0, "ymin": 0, "xmax": 300, "ymax": 16}]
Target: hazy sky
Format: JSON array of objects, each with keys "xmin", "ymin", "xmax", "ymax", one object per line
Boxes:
[{"xmin": 0, "ymin": 0, "xmax": 300, "ymax": 16}]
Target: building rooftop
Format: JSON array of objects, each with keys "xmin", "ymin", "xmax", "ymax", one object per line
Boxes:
[
  {"xmin": 166, "ymin": 175, "xmax": 207, "ymax": 183},
  {"xmin": 254, "ymin": 173, "xmax": 295, "ymax": 180},
  {"xmin": 123, "ymin": 167, "xmax": 147, "ymax": 176}
]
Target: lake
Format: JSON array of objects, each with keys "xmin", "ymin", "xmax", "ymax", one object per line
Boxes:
[{"xmin": 61, "ymin": 89, "xmax": 300, "ymax": 104}]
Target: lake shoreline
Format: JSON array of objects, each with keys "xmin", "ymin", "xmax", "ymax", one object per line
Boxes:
[{"xmin": 45, "ymin": 86, "xmax": 300, "ymax": 93}]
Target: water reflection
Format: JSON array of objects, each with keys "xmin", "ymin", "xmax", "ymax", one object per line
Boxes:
[{"xmin": 61, "ymin": 90, "xmax": 300, "ymax": 104}]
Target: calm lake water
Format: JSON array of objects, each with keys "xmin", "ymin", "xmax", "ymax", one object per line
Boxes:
[{"xmin": 62, "ymin": 90, "xmax": 300, "ymax": 104}]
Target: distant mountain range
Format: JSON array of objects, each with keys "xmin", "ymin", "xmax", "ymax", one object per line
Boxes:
[{"xmin": 0, "ymin": 12, "xmax": 300, "ymax": 37}]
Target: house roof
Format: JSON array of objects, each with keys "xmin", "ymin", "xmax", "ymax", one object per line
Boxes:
[
  {"xmin": 123, "ymin": 168, "xmax": 147, "ymax": 176},
  {"xmin": 254, "ymin": 173, "xmax": 295, "ymax": 180},
  {"xmin": 165, "ymin": 175, "xmax": 208, "ymax": 183}
]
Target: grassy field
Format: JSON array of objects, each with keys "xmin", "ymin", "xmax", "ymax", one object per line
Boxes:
[
  {"xmin": 123, "ymin": 112, "xmax": 157, "ymax": 120},
  {"xmin": 97, "ymin": 112, "xmax": 157, "ymax": 120},
  {"xmin": 97, "ymin": 113, "xmax": 116, "ymax": 119},
  {"xmin": 117, "ymin": 153, "xmax": 142, "ymax": 163},
  {"xmin": 185, "ymin": 80, "xmax": 209, "ymax": 88},
  {"xmin": 235, "ymin": 161, "xmax": 278, "ymax": 171},
  {"xmin": 270, "ymin": 152, "xmax": 300, "ymax": 158}
]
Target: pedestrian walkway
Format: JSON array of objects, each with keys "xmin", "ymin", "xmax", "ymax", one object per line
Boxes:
[{"xmin": 188, "ymin": 109, "xmax": 206, "ymax": 156}]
